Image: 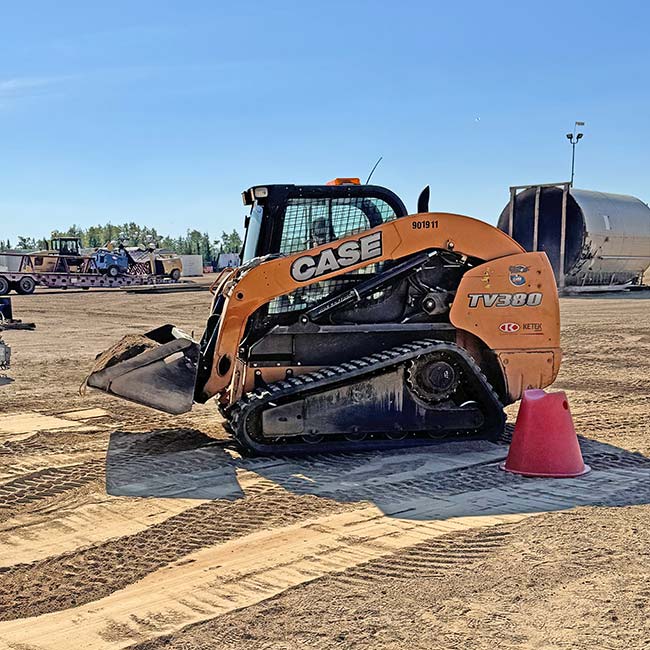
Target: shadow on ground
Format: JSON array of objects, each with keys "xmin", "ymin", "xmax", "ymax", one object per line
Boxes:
[{"xmin": 106, "ymin": 427, "xmax": 650, "ymax": 520}]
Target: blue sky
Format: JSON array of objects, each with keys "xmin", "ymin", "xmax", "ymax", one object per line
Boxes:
[{"xmin": 1, "ymin": 0, "xmax": 649, "ymax": 243}]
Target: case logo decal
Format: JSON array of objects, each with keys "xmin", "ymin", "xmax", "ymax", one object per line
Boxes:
[{"xmin": 291, "ymin": 232, "xmax": 383, "ymax": 282}]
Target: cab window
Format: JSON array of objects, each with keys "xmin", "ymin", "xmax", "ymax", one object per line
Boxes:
[{"xmin": 278, "ymin": 197, "xmax": 398, "ymax": 255}]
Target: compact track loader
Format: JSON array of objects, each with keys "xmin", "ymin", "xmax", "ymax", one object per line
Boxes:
[{"xmin": 87, "ymin": 179, "xmax": 561, "ymax": 454}]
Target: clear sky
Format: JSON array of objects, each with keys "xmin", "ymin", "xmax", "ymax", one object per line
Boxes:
[{"xmin": 1, "ymin": 0, "xmax": 649, "ymax": 244}]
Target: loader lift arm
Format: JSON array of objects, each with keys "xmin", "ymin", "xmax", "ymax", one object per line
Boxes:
[{"xmin": 198, "ymin": 211, "xmax": 528, "ymax": 403}]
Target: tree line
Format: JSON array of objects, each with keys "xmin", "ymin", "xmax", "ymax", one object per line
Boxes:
[{"xmin": 0, "ymin": 223, "xmax": 243, "ymax": 263}]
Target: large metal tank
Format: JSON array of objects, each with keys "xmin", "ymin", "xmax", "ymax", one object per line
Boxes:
[{"xmin": 497, "ymin": 184, "xmax": 650, "ymax": 288}]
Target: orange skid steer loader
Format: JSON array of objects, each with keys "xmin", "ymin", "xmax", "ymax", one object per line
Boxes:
[{"xmin": 87, "ymin": 179, "xmax": 561, "ymax": 454}]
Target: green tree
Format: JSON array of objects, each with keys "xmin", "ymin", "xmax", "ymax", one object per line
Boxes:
[
  {"xmin": 215, "ymin": 229, "xmax": 242, "ymax": 254},
  {"xmin": 22, "ymin": 221, "xmax": 240, "ymax": 262},
  {"xmin": 201, "ymin": 232, "xmax": 213, "ymax": 262},
  {"xmin": 16, "ymin": 236, "xmax": 37, "ymax": 250}
]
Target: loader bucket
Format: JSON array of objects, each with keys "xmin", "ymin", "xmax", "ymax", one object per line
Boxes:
[{"xmin": 85, "ymin": 324, "xmax": 200, "ymax": 415}]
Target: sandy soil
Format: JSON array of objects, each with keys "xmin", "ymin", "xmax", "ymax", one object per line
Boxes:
[{"xmin": 0, "ymin": 286, "xmax": 649, "ymax": 649}]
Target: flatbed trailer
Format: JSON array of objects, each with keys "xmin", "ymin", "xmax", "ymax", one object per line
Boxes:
[{"xmin": 0, "ymin": 252, "xmax": 180, "ymax": 295}]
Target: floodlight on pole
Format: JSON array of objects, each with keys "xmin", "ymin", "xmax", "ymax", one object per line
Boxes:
[{"xmin": 566, "ymin": 121, "xmax": 586, "ymax": 186}]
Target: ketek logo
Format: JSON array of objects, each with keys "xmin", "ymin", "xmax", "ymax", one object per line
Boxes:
[{"xmin": 499, "ymin": 322, "xmax": 520, "ymax": 333}]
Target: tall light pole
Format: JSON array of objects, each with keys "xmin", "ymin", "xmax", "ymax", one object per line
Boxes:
[{"xmin": 566, "ymin": 121, "xmax": 585, "ymax": 186}]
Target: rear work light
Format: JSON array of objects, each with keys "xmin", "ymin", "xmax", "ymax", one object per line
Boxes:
[{"xmin": 326, "ymin": 178, "xmax": 361, "ymax": 186}]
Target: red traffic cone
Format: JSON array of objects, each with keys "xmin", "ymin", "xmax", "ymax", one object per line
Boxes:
[{"xmin": 500, "ymin": 389, "xmax": 590, "ymax": 478}]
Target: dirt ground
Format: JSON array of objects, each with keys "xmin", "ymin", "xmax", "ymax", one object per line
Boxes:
[{"xmin": 0, "ymin": 285, "xmax": 649, "ymax": 650}]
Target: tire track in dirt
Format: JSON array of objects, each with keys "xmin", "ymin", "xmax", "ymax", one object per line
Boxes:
[
  {"xmin": 0, "ymin": 505, "xmax": 530, "ymax": 650},
  {"xmin": 334, "ymin": 526, "xmax": 511, "ymax": 585},
  {"xmin": 271, "ymin": 459, "xmax": 515, "ymax": 502},
  {"xmin": 0, "ymin": 440, "xmax": 503, "ymax": 571},
  {"xmin": 0, "ymin": 451, "xmax": 102, "ymax": 484},
  {"xmin": 0, "ymin": 488, "xmax": 355, "ymax": 622},
  {"xmin": 6, "ymin": 459, "xmax": 650, "ymax": 648},
  {"xmin": 127, "ymin": 526, "xmax": 514, "ymax": 650},
  {"xmin": 0, "ymin": 431, "xmax": 108, "ymax": 457},
  {"xmin": 236, "ymin": 442, "xmax": 650, "ymax": 508},
  {"xmin": 234, "ymin": 443, "xmax": 510, "ymax": 504},
  {"xmin": 0, "ymin": 460, "xmax": 104, "ymax": 522}
]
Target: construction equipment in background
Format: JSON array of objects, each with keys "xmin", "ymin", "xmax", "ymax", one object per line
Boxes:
[
  {"xmin": 0, "ymin": 244, "xmax": 183, "ymax": 295},
  {"xmin": 151, "ymin": 250, "xmax": 183, "ymax": 281},
  {"xmin": 93, "ymin": 245, "xmax": 130, "ymax": 277},
  {"xmin": 87, "ymin": 179, "xmax": 561, "ymax": 455},
  {"xmin": 30, "ymin": 237, "xmax": 86, "ymax": 273}
]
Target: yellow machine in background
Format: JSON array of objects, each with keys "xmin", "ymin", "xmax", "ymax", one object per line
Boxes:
[
  {"xmin": 29, "ymin": 237, "xmax": 86, "ymax": 273},
  {"xmin": 154, "ymin": 251, "xmax": 183, "ymax": 281},
  {"xmin": 26, "ymin": 237, "xmax": 182, "ymax": 280}
]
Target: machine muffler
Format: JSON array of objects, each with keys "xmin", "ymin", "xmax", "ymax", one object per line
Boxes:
[{"xmin": 85, "ymin": 324, "xmax": 199, "ymax": 414}]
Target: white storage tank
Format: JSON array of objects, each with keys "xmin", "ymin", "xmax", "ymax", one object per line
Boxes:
[{"xmin": 498, "ymin": 183, "xmax": 650, "ymax": 288}]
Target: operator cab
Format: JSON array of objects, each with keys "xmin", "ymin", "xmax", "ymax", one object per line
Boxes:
[
  {"xmin": 240, "ymin": 180, "xmax": 408, "ymax": 263},
  {"xmin": 48, "ymin": 237, "xmax": 82, "ymax": 256}
]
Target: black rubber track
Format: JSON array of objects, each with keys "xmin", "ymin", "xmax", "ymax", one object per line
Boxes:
[{"xmin": 228, "ymin": 339, "xmax": 505, "ymax": 455}]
